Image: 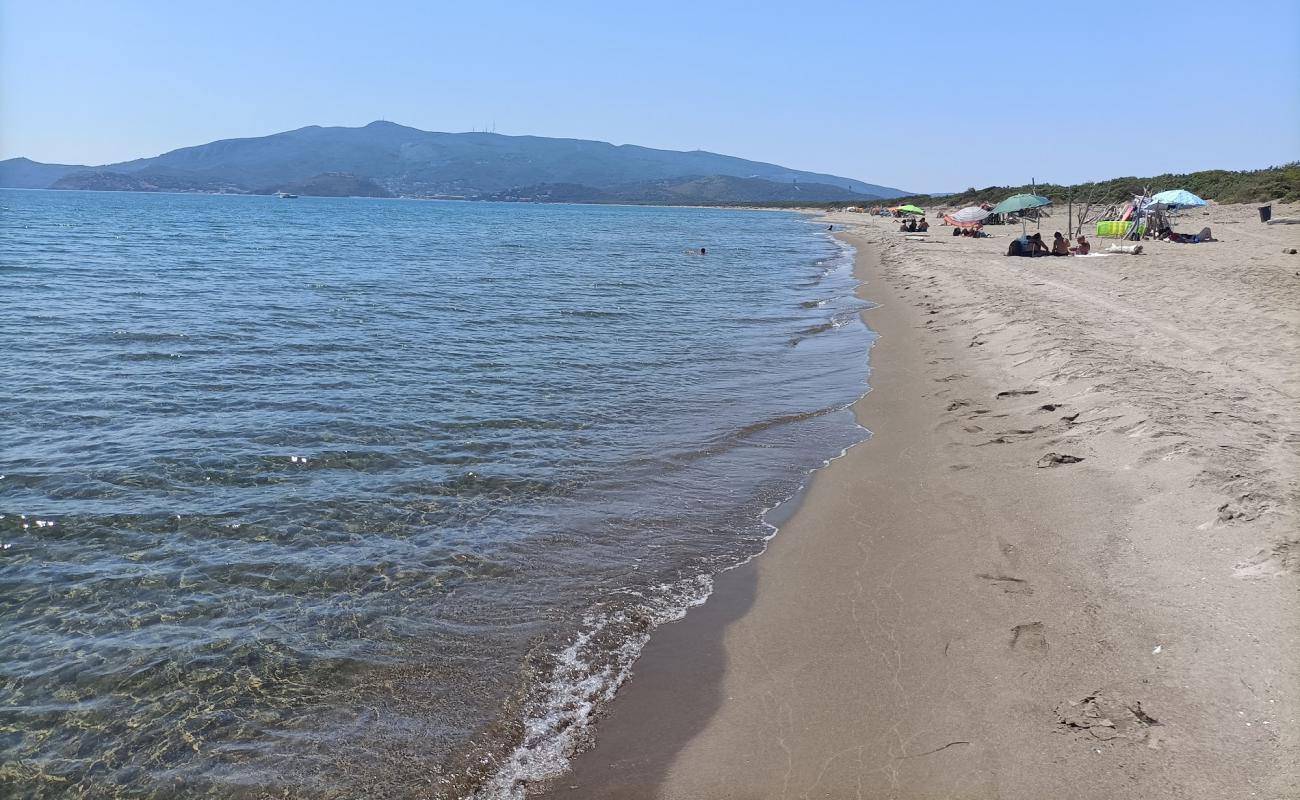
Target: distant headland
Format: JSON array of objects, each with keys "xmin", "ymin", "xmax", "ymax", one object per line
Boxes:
[{"xmin": 0, "ymin": 121, "xmax": 908, "ymax": 202}]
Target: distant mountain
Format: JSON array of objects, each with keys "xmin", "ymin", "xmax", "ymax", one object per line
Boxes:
[
  {"xmin": 0, "ymin": 122, "xmax": 908, "ymax": 202},
  {"xmin": 5, "ymin": 122, "xmax": 909, "ymax": 202},
  {"xmin": 0, "ymin": 157, "xmax": 85, "ymax": 188}
]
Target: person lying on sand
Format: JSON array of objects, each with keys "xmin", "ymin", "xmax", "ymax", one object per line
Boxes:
[
  {"xmin": 1070, "ymin": 235, "xmax": 1090, "ymax": 255},
  {"xmin": 1159, "ymin": 226, "xmax": 1217, "ymax": 243},
  {"xmin": 1051, "ymin": 231, "xmax": 1071, "ymax": 256}
]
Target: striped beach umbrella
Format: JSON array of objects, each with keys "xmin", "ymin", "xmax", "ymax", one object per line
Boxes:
[{"xmin": 947, "ymin": 206, "xmax": 991, "ymax": 225}]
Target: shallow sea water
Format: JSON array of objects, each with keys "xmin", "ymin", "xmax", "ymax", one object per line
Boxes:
[{"xmin": 0, "ymin": 190, "xmax": 873, "ymax": 798}]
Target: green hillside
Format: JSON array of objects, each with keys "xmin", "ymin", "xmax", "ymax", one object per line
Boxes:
[{"xmin": 885, "ymin": 163, "xmax": 1300, "ymax": 209}]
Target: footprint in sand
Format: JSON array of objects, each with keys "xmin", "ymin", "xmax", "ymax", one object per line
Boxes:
[
  {"xmin": 1037, "ymin": 452, "xmax": 1084, "ymax": 467},
  {"xmin": 997, "ymin": 537, "xmax": 1020, "ymax": 568},
  {"xmin": 1010, "ymin": 622, "xmax": 1048, "ymax": 655},
  {"xmin": 1233, "ymin": 539, "xmax": 1300, "ymax": 577},
  {"xmin": 977, "ymin": 573, "xmax": 1033, "ymax": 595},
  {"xmin": 996, "ymin": 389, "xmax": 1039, "ymax": 398}
]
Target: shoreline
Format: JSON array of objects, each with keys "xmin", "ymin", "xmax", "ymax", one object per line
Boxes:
[{"xmin": 540, "ymin": 204, "xmax": 1299, "ymax": 798}]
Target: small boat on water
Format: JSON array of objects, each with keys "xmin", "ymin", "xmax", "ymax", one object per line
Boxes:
[{"xmin": 276, "ymin": 191, "xmax": 299, "ymax": 199}]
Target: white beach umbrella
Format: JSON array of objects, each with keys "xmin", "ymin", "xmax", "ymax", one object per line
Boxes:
[{"xmin": 948, "ymin": 206, "xmax": 991, "ymax": 224}]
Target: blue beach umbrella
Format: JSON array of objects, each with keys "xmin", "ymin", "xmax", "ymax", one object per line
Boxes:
[{"xmin": 1149, "ymin": 189, "xmax": 1207, "ymax": 208}]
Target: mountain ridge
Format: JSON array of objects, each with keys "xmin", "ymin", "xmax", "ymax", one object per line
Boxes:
[{"xmin": 0, "ymin": 121, "xmax": 908, "ymax": 201}]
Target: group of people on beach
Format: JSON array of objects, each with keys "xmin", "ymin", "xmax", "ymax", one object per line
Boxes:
[
  {"xmin": 890, "ymin": 212, "xmax": 1096, "ymax": 258},
  {"xmin": 1006, "ymin": 231, "xmax": 1089, "ymax": 257}
]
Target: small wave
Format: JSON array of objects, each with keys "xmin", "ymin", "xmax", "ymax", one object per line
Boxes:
[
  {"xmin": 788, "ymin": 321, "xmax": 835, "ymax": 346},
  {"xmin": 473, "ymin": 574, "xmax": 713, "ymax": 799},
  {"xmin": 115, "ymin": 351, "xmax": 183, "ymax": 361},
  {"xmin": 108, "ymin": 330, "xmax": 191, "ymax": 343},
  {"xmin": 558, "ymin": 309, "xmax": 629, "ymax": 319}
]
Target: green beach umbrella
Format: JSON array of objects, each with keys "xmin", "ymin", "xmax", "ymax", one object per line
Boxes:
[
  {"xmin": 894, "ymin": 204, "xmax": 926, "ymax": 215},
  {"xmin": 991, "ymin": 193, "xmax": 1051, "ymax": 234},
  {"xmin": 990, "ymin": 193, "xmax": 1051, "ymax": 215}
]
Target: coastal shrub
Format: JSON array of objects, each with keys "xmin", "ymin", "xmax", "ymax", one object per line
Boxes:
[
  {"xmin": 876, "ymin": 163, "xmax": 1300, "ymax": 208},
  {"xmin": 723, "ymin": 163, "xmax": 1300, "ymax": 209}
]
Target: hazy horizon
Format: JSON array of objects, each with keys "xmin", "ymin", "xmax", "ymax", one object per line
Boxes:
[{"xmin": 3, "ymin": 1, "xmax": 1297, "ymax": 190}]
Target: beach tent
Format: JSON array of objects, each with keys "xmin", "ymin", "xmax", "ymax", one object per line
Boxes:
[
  {"xmin": 1149, "ymin": 189, "xmax": 1207, "ymax": 209},
  {"xmin": 943, "ymin": 205, "xmax": 991, "ymax": 229},
  {"xmin": 891, "ymin": 204, "xmax": 925, "ymax": 216},
  {"xmin": 991, "ymin": 193, "xmax": 1052, "ymax": 234}
]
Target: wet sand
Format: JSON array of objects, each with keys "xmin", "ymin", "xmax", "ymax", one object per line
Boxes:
[{"xmin": 541, "ymin": 204, "xmax": 1299, "ymax": 799}]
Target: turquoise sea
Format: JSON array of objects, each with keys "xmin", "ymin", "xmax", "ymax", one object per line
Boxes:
[{"xmin": 0, "ymin": 190, "xmax": 873, "ymax": 798}]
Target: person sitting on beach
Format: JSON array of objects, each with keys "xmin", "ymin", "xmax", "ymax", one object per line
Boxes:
[
  {"xmin": 906, "ymin": 219, "xmax": 918, "ymax": 232},
  {"xmin": 1029, "ymin": 232, "xmax": 1051, "ymax": 256},
  {"xmin": 1051, "ymin": 231, "xmax": 1070, "ymax": 256},
  {"xmin": 917, "ymin": 217, "xmax": 929, "ymax": 232},
  {"xmin": 953, "ymin": 226, "xmax": 963, "ymax": 237},
  {"xmin": 1070, "ymin": 235, "xmax": 1090, "ymax": 255},
  {"xmin": 899, "ymin": 220, "xmax": 910, "ymax": 232}
]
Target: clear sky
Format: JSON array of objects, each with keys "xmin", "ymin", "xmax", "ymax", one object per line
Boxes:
[{"xmin": 2, "ymin": 0, "xmax": 1297, "ymax": 192}]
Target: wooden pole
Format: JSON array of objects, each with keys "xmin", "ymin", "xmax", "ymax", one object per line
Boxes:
[
  {"xmin": 1068, "ymin": 187, "xmax": 1073, "ymax": 238},
  {"xmin": 1032, "ymin": 178, "xmax": 1039, "ymax": 231}
]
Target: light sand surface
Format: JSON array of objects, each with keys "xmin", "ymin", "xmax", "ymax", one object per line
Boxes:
[{"xmin": 542, "ymin": 202, "xmax": 1299, "ymax": 799}]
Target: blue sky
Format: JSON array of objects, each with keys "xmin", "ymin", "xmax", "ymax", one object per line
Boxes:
[{"xmin": 2, "ymin": 0, "xmax": 1297, "ymax": 191}]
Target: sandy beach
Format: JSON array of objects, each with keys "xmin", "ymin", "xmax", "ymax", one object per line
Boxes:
[{"xmin": 541, "ymin": 203, "xmax": 1300, "ymax": 799}]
